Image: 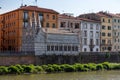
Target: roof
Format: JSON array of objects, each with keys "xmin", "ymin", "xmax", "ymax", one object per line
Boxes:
[
  {"xmin": 108, "ymin": 13, "xmax": 120, "ymax": 18},
  {"xmin": 77, "ymin": 18, "xmax": 101, "ymax": 23},
  {"xmin": 42, "ymin": 28, "xmax": 77, "ymax": 35},
  {"xmin": 97, "ymin": 12, "xmax": 112, "ymax": 18},
  {"xmin": 59, "ymin": 14, "xmax": 77, "ymax": 19},
  {"xmin": 0, "ymin": 5, "xmax": 59, "ymax": 15},
  {"xmin": 18, "ymin": 5, "xmax": 59, "ymax": 14}
]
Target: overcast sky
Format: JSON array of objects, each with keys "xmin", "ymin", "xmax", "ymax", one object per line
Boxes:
[{"xmin": 0, "ymin": 0, "xmax": 120, "ymax": 16}]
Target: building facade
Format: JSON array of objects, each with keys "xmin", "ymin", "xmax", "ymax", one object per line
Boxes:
[
  {"xmin": 78, "ymin": 12, "xmax": 113, "ymax": 52},
  {"xmin": 108, "ymin": 14, "xmax": 120, "ymax": 52},
  {"xmin": 97, "ymin": 12, "xmax": 113, "ymax": 52},
  {"xmin": 0, "ymin": 5, "xmax": 59, "ymax": 52},
  {"xmin": 34, "ymin": 28, "xmax": 80, "ymax": 55},
  {"xmin": 58, "ymin": 13, "xmax": 80, "ymax": 31},
  {"xmin": 80, "ymin": 18, "xmax": 101, "ymax": 52}
]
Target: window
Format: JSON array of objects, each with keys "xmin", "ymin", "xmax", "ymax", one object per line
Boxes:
[
  {"xmin": 23, "ymin": 22, "xmax": 28, "ymax": 27},
  {"xmin": 114, "ymin": 19, "xmax": 116, "ymax": 23},
  {"xmin": 23, "ymin": 11, "xmax": 28, "ymax": 20},
  {"xmin": 47, "ymin": 45, "xmax": 50, "ymax": 51},
  {"xmin": 64, "ymin": 46, "xmax": 67, "ymax": 51},
  {"xmin": 46, "ymin": 23, "xmax": 49, "ymax": 28},
  {"xmin": 84, "ymin": 48, "xmax": 87, "ymax": 52},
  {"xmin": 75, "ymin": 23, "xmax": 79, "ymax": 29},
  {"xmin": 102, "ymin": 18, "xmax": 105, "ymax": 22},
  {"xmin": 96, "ymin": 48, "xmax": 99, "ymax": 52},
  {"xmin": 68, "ymin": 46, "xmax": 71, "ymax": 51},
  {"xmin": 32, "ymin": 12, "xmax": 34, "ymax": 18},
  {"xmin": 72, "ymin": 46, "xmax": 75, "ymax": 51},
  {"xmin": 47, "ymin": 14, "xmax": 49, "ymax": 19},
  {"xmin": 51, "ymin": 45, "xmax": 54, "ymax": 51},
  {"xmin": 83, "ymin": 23, "xmax": 87, "ymax": 29},
  {"xmin": 59, "ymin": 45, "xmax": 63, "ymax": 51},
  {"xmin": 96, "ymin": 39, "xmax": 99, "ymax": 45},
  {"xmin": 70, "ymin": 23, "xmax": 73, "ymax": 28},
  {"xmin": 90, "ymin": 39, "xmax": 93, "ymax": 45},
  {"xmin": 90, "ymin": 31, "xmax": 93, "ymax": 37},
  {"xmin": 96, "ymin": 24, "xmax": 99, "ymax": 30},
  {"xmin": 102, "ymin": 40, "xmax": 106, "ymax": 44},
  {"xmin": 108, "ymin": 19, "xmax": 110, "ymax": 23},
  {"xmin": 84, "ymin": 31, "xmax": 87, "ymax": 37},
  {"xmin": 108, "ymin": 33, "xmax": 111, "ymax": 37},
  {"xmin": 84, "ymin": 38, "xmax": 87, "ymax": 45},
  {"xmin": 90, "ymin": 24, "xmax": 93, "ymax": 29},
  {"xmin": 114, "ymin": 39, "xmax": 117, "ymax": 42},
  {"xmin": 53, "ymin": 15, "xmax": 55, "ymax": 20},
  {"xmin": 118, "ymin": 20, "xmax": 120, "ymax": 23},
  {"xmin": 114, "ymin": 32, "xmax": 116, "ymax": 36},
  {"xmin": 75, "ymin": 46, "xmax": 78, "ymax": 51},
  {"xmin": 60, "ymin": 22, "xmax": 66, "ymax": 28},
  {"xmin": 55, "ymin": 45, "xmax": 58, "ymax": 51},
  {"xmin": 108, "ymin": 26, "xmax": 111, "ymax": 30},
  {"xmin": 102, "ymin": 32, "xmax": 105, "ymax": 36},
  {"xmin": 52, "ymin": 23, "xmax": 56, "ymax": 28},
  {"xmin": 39, "ymin": 13, "xmax": 43, "ymax": 21},
  {"xmin": 96, "ymin": 32, "xmax": 99, "ymax": 38},
  {"xmin": 102, "ymin": 25, "xmax": 105, "ymax": 29}
]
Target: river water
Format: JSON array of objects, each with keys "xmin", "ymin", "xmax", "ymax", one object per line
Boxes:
[{"xmin": 0, "ymin": 71, "xmax": 120, "ymax": 80}]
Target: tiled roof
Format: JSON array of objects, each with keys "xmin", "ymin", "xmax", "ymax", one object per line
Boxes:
[
  {"xmin": 0, "ymin": 5, "xmax": 59, "ymax": 15},
  {"xmin": 77, "ymin": 18, "xmax": 101, "ymax": 23},
  {"xmin": 97, "ymin": 12, "xmax": 112, "ymax": 18},
  {"xmin": 59, "ymin": 14, "xmax": 77, "ymax": 19},
  {"xmin": 18, "ymin": 5, "xmax": 59, "ymax": 14},
  {"xmin": 109, "ymin": 13, "xmax": 120, "ymax": 18}
]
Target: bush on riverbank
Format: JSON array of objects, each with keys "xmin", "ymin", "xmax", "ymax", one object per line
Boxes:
[{"xmin": 0, "ymin": 62, "xmax": 120, "ymax": 74}]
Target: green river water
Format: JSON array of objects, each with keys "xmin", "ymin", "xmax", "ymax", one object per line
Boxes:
[{"xmin": 0, "ymin": 70, "xmax": 120, "ymax": 80}]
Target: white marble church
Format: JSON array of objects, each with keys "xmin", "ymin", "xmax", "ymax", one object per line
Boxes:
[{"xmin": 21, "ymin": 16, "xmax": 80, "ymax": 55}]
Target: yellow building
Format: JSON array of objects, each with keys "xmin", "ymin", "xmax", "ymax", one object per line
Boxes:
[
  {"xmin": 97, "ymin": 12, "xmax": 113, "ymax": 52},
  {"xmin": 0, "ymin": 5, "xmax": 59, "ymax": 52}
]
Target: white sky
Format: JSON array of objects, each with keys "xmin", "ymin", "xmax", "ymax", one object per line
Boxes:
[{"xmin": 0, "ymin": 0, "xmax": 120, "ymax": 16}]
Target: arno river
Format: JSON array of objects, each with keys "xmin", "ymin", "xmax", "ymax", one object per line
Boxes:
[{"xmin": 0, "ymin": 70, "xmax": 120, "ymax": 80}]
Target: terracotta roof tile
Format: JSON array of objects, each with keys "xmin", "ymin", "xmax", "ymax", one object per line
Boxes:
[
  {"xmin": 18, "ymin": 5, "xmax": 59, "ymax": 14},
  {"xmin": 59, "ymin": 14, "xmax": 76, "ymax": 19},
  {"xmin": 77, "ymin": 18, "xmax": 101, "ymax": 23}
]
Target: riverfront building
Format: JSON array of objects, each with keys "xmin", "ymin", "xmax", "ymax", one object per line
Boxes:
[
  {"xmin": 78, "ymin": 18, "xmax": 101, "ymax": 52},
  {"xmin": 78, "ymin": 12, "xmax": 113, "ymax": 52},
  {"xmin": 0, "ymin": 5, "xmax": 59, "ymax": 52},
  {"xmin": 0, "ymin": 5, "xmax": 80, "ymax": 55}
]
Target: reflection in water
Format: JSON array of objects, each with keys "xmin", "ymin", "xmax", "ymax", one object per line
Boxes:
[{"xmin": 0, "ymin": 71, "xmax": 120, "ymax": 80}]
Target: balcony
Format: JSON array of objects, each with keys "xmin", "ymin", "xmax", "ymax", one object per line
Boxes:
[{"xmin": 23, "ymin": 18, "xmax": 28, "ymax": 22}]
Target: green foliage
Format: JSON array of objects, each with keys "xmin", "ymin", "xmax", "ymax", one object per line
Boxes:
[
  {"xmin": 87, "ymin": 63, "xmax": 96, "ymax": 71},
  {"xmin": 0, "ymin": 66, "xmax": 8, "ymax": 74},
  {"xmin": 96, "ymin": 64, "xmax": 103, "ymax": 70},
  {"xmin": 15, "ymin": 64, "xmax": 24, "ymax": 73},
  {"xmin": 8, "ymin": 66, "xmax": 20, "ymax": 74},
  {"xmin": 102, "ymin": 62, "xmax": 110, "ymax": 70},
  {"xmin": 35, "ymin": 66, "xmax": 43, "ymax": 72},
  {"xmin": 63, "ymin": 64, "xmax": 75, "ymax": 72},
  {"xmin": 45, "ymin": 66, "xmax": 54, "ymax": 73},
  {"xmin": 74, "ymin": 63, "xmax": 84, "ymax": 71},
  {"xmin": 23, "ymin": 65, "xmax": 34, "ymax": 73},
  {"xmin": 1, "ymin": 62, "xmax": 120, "ymax": 75},
  {"xmin": 52, "ymin": 64, "xmax": 62, "ymax": 72},
  {"xmin": 110, "ymin": 63, "xmax": 120, "ymax": 70}
]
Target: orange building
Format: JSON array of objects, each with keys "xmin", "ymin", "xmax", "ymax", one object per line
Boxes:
[{"xmin": 0, "ymin": 5, "xmax": 59, "ymax": 52}]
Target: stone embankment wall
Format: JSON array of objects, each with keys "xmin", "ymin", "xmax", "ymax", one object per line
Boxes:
[{"xmin": 0, "ymin": 52, "xmax": 120, "ymax": 66}]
